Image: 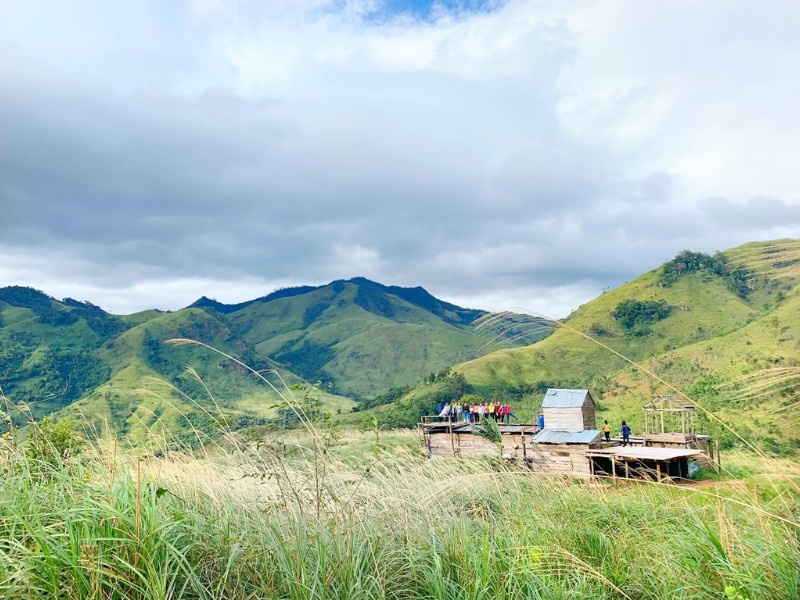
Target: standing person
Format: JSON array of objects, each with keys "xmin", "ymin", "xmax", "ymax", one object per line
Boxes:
[
  {"xmin": 621, "ymin": 421, "xmax": 631, "ymax": 447},
  {"xmin": 506, "ymin": 404, "xmax": 517, "ymax": 423},
  {"xmin": 488, "ymin": 402, "xmax": 495, "ymax": 422},
  {"xmin": 478, "ymin": 403, "xmax": 486, "ymax": 421},
  {"xmin": 439, "ymin": 402, "xmax": 451, "ymax": 421},
  {"xmin": 455, "ymin": 402, "xmax": 463, "ymax": 422},
  {"xmin": 602, "ymin": 420, "xmax": 612, "ymax": 442}
]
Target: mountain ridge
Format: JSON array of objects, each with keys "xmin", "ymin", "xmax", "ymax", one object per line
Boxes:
[
  {"xmin": 0, "ymin": 277, "xmax": 549, "ymax": 444},
  {"xmin": 187, "ymin": 277, "xmax": 485, "ymax": 326}
]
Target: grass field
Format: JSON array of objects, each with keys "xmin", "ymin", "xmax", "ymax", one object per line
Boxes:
[{"xmin": 0, "ymin": 423, "xmax": 798, "ymax": 599}]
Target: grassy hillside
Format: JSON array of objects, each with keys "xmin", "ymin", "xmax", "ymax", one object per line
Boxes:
[
  {"xmin": 0, "ymin": 288, "xmax": 127, "ymax": 415},
  {"xmin": 196, "ymin": 277, "xmax": 549, "ymax": 399},
  {"xmin": 64, "ymin": 309, "xmax": 356, "ymax": 447},
  {"xmin": 348, "ymin": 239, "xmax": 800, "ymax": 452},
  {"xmin": 457, "ymin": 239, "xmax": 800, "ymax": 450}
]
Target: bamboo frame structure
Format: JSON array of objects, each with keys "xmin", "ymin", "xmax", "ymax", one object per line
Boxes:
[{"xmin": 642, "ymin": 395, "xmax": 698, "ymax": 434}]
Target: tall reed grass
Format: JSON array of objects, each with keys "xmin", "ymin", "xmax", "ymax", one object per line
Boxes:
[{"xmin": 0, "ymin": 428, "xmax": 797, "ymax": 599}]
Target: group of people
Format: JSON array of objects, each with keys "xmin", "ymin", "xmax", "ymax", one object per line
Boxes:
[
  {"xmin": 436, "ymin": 403, "xmax": 632, "ymax": 443},
  {"xmin": 602, "ymin": 420, "xmax": 633, "ymax": 446},
  {"xmin": 437, "ymin": 401, "xmax": 517, "ymax": 424}
]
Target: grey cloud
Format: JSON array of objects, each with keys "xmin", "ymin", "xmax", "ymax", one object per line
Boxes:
[
  {"xmin": 699, "ymin": 197, "xmax": 800, "ymax": 230},
  {"xmin": 0, "ymin": 1, "xmax": 798, "ymax": 316}
]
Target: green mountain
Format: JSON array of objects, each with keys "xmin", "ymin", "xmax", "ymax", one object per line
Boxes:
[
  {"xmin": 0, "ymin": 278, "xmax": 549, "ymax": 443},
  {"xmin": 213, "ymin": 277, "xmax": 533, "ymax": 398},
  {"xmin": 349, "ymin": 239, "xmax": 800, "ymax": 452}
]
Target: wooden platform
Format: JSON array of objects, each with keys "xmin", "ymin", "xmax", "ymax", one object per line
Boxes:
[
  {"xmin": 586, "ymin": 447, "xmax": 703, "ymax": 461},
  {"xmin": 422, "ymin": 423, "xmax": 539, "ymax": 435},
  {"xmin": 586, "ymin": 447, "xmax": 703, "ymax": 480}
]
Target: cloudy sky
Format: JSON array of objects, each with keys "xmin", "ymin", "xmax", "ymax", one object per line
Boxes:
[{"xmin": 1, "ymin": 0, "xmax": 798, "ymax": 317}]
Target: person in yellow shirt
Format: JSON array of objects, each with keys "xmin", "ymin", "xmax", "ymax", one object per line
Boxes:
[{"xmin": 602, "ymin": 420, "xmax": 612, "ymax": 442}]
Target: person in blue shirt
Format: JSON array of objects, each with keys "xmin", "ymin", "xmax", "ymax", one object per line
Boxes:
[{"xmin": 621, "ymin": 421, "xmax": 631, "ymax": 447}]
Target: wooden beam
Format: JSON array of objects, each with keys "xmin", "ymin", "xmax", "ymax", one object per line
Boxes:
[{"xmin": 656, "ymin": 463, "xmax": 661, "ymax": 482}]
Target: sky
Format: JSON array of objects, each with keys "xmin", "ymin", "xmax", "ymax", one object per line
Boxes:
[{"xmin": 1, "ymin": 0, "xmax": 799, "ymax": 318}]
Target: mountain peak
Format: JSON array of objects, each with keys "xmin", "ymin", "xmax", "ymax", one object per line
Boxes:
[{"xmin": 0, "ymin": 286, "xmax": 58, "ymax": 310}]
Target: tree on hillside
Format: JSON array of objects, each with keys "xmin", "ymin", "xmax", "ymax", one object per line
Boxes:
[{"xmin": 611, "ymin": 299, "xmax": 672, "ymax": 334}]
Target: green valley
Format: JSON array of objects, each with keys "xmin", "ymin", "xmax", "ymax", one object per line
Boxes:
[{"xmin": 0, "ymin": 278, "xmax": 549, "ymax": 444}]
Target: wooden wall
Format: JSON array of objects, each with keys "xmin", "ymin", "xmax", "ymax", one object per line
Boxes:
[
  {"xmin": 426, "ymin": 433, "xmax": 530, "ymax": 459},
  {"xmin": 582, "ymin": 404, "xmax": 596, "ymax": 430},
  {"xmin": 523, "ymin": 443, "xmax": 594, "ymax": 476},
  {"xmin": 542, "ymin": 406, "xmax": 596, "ymax": 431},
  {"xmin": 425, "ymin": 432, "xmax": 595, "ymax": 476}
]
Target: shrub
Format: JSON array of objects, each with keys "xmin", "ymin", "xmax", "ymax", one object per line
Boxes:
[
  {"xmin": 659, "ymin": 250, "xmax": 752, "ymax": 297},
  {"xmin": 26, "ymin": 417, "xmax": 83, "ymax": 467},
  {"xmin": 611, "ymin": 299, "xmax": 672, "ymax": 333}
]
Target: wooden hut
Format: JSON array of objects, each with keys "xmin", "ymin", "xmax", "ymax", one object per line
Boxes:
[
  {"xmin": 540, "ymin": 389, "xmax": 596, "ymax": 431},
  {"xmin": 416, "ymin": 389, "xmax": 714, "ymax": 482},
  {"xmin": 526, "ymin": 429, "xmax": 602, "ymax": 475},
  {"xmin": 420, "ymin": 421, "xmax": 539, "ymax": 460}
]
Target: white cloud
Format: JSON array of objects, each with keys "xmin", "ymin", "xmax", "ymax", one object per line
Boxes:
[{"xmin": 0, "ymin": 0, "xmax": 798, "ymax": 316}]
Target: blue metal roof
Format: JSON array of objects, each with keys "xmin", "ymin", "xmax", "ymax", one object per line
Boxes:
[
  {"xmin": 532, "ymin": 429, "xmax": 601, "ymax": 444},
  {"xmin": 541, "ymin": 388, "xmax": 594, "ymax": 409}
]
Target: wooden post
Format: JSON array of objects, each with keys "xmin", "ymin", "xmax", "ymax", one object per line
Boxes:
[
  {"xmin": 656, "ymin": 463, "xmax": 662, "ymax": 482},
  {"xmin": 611, "ymin": 456, "xmax": 617, "ymax": 482},
  {"xmin": 625, "ymin": 461, "xmax": 630, "ymax": 479},
  {"xmin": 522, "ymin": 436, "xmax": 527, "ymax": 460},
  {"xmin": 449, "ymin": 424, "xmax": 456, "ymax": 457},
  {"xmin": 715, "ymin": 438, "xmax": 721, "ymax": 473},
  {"xmin": 660, "ymin": 411, "xmax": 664, "ymax": 434},
  {"xmin": 681, "ymin": 411, "xmax": 685, "ymax": 434}
]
